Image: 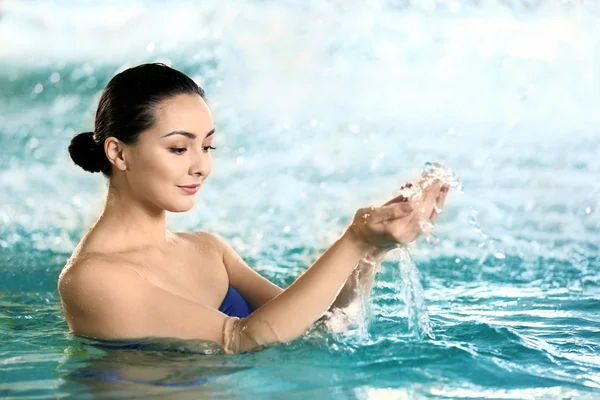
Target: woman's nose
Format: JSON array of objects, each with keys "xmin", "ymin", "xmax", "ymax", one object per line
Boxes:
[{"xmin": 190, "ymin": 150, "xmax": 211, "ymax": 177}]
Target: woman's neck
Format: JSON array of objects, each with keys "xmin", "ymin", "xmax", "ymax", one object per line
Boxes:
[{"xmin": 92, "ymin": 182, "xmax": 173, "ymax": 252}]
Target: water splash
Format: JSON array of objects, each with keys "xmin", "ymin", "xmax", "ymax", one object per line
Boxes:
[
  {"xmin": 317, "ymin": 265, "xmax": 373, "ymax": 340},
  {"xmin": 390, "ymin": 248, "xmax": 433, "ymax": 340},
  {"xmin": 318, "ymin": 162, "xmax": 463, "ymax": 341},
  {"xmin": 392, "ymin": 162, "xmax": 463, "ymax": 339},
  {"xmin": 469, "ymin": 208, "xmax": 503, "ymax": 266}
]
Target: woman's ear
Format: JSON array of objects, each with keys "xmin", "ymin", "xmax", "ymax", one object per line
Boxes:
[{"xmin": 105, "ymin": 137, "xmax": 127, "ymax": 172}]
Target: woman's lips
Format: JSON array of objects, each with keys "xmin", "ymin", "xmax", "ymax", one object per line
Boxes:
[{"xmin": 177, "ymin": 184, "xmax": 199, "ymax": 194}]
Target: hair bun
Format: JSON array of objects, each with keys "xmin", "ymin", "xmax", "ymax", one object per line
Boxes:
[{"xmin": 68, "ymin": 132, "xmax": 107, "ymax": 173}]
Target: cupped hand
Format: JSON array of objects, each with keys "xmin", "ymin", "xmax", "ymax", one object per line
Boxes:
[
  {"xmin": 345, "ymin": 177, "xmax": 449, "ymax": 253},
  {"xmin": 429, "ymin": 181, "xmax": 450, "ymax": 221}
]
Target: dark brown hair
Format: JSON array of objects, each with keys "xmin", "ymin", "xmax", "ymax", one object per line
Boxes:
[{"xmin": 68, "ymin": 63, "xmax": 205, "ymax": 177}]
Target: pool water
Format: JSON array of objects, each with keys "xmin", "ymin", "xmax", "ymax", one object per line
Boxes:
[{"xmin": 1, "ymin": 1, "xmax": 600, "ymax": 398}]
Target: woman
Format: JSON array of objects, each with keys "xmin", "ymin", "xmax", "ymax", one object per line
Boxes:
[{"xmin": 58, "ymin": 63, "xmax": 449, "ymax": 355}]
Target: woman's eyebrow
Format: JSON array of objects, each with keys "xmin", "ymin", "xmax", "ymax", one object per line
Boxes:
[{"xmin": 161, "ymin": 129, "xmax": 215, "ymax": 140}]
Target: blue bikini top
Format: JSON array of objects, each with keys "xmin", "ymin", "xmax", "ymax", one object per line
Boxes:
[{"xmin": 218, "ymin": 285, "xmax": 254, "ymax": 318}]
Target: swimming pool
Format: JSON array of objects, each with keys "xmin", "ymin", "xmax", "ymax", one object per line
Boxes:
[{"xmin": 1, "ymin": 1, "xmax": 599, "ymax": 398}]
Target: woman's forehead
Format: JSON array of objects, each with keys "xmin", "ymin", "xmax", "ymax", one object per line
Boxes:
[{"xmin": 152, "ymin": 94, "xmax": 213, "ymax": 135}]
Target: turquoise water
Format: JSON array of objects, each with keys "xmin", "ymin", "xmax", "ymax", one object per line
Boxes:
[{"xmin": 2, "ymin": 1, "xmax": 600, "ymax": 398}]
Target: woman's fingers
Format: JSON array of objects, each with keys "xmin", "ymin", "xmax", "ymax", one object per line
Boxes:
[
  {"xmin": 392, "ymin": 207, "xmax": 421, "ymax": 242},
  {"xmin": 376, "ymin": 202, "xmax": 413, "ymax": 223},
  {"xmin": 382, "ymin": 182, "xmax": 414, "ymax": 206},
  {"xmin": 438, "ymin": 185, "xmax": 449, "ymax": 204},
  {"xmin": 430, "ymin": 184, "xmax": 449, "ymax": 220},
  {"xmin": 420, "ymin": 180, "xmax": 442, "ymax": 219},
  {"xmin": 350, "ymin": 179, "xmax": 449, "ymax": 247},
  {"xmin": 382, "ymin": 193, "xmax": 410, "ymax": 207},
  {"xmin": 370, "ymin": 178, "xmax": 450, "ymax": 232},
  {"xmin": 358, "ymin": 180, "xmax": 450, "ymax": 245}
]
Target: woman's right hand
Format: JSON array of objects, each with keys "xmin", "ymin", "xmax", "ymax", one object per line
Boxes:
[{"xmin": 345, "ymin": 178, "xmax": 445, "ymax": 252}]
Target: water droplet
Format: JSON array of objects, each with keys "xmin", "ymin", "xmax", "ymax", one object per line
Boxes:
[
  {"xmin": 146, "ymin": 42, "xmax": 155, "ymax": 53},
  {"xmin": 585, "ymin": 207, "xmax": 591, "ymax": 214},
  {"xmin": 448, "ymin": 1, "xmax": 460, "ymax": 13},
  {"xmin": 27, "ymin": 138, "xmax": 39, "ymax": 150},
  {"xmin": 82, "ymin": 63, "xmax": 94, "ymax": 76},
  {"xmin": 33, "ymin": 83, "xmax": 44, "ymax": 94},
  {"xmin": 348, "ymin": 123, "xmax": 360, "ymax": 134},
  {"xmin": 236, "ymin": 156, "xmax": 244, "ymax": 165},
  {"xmin": 50, "ymin": 72, "xmax": 60, "ymax": 83},
  {"xmin": 283, "ymin": 226, "xmax": 291, "ymax": 233}
]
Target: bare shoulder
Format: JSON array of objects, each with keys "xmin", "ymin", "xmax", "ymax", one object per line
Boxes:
[
  {"xmin": 58, "ymin": 254, "xmax": 148, "ymax": 338},
  {"xmin": 58, "ymin": 253, "xmax": 141, "ymax": 303}
]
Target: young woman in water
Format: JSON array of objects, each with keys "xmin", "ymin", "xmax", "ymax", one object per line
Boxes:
[{"xmin": 58, "ymin": 63, "xmax": 449, "ymax": 355}]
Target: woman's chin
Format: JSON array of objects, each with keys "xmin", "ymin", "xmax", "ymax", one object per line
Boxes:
[{"xmin": 165, "ymin": 199, "xmax": 195, "ymax": 213}]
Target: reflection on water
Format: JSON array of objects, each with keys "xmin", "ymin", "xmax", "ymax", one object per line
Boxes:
[{"xmin": 59, "ymin": 340, "xmax": 251, "ymax": 398}]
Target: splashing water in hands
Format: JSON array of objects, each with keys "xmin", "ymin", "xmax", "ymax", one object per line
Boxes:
[
  {"xmin": 320, "ymin": 162, "xmax": 461, "ymax": 340},
  {"xmin": 391, "ymin": 162, "xmax": 462, "ymax": 339}
]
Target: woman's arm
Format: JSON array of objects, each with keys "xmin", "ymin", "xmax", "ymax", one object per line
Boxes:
[
  {"xmin": 202, "ymin": 232, "xmax": 284, "ymax": 311},
  {"xmin": 326, "ymin": 180, "xmax": 450, "ymax": 312},
  {"xmin": 222, "ymin": 181, "xmax": 441, "ymax": 354},
  {"xmin": 60, "ymin": 180, "xmax": 443, "ymax": 355},
  {"xmin": 207, "ymin": 232, "xmax": 383, "ymax": 312},
  {"xmin": 222, "ymin": 231, "xmax": 376, "ymax": 353},
  {"xmin": 60, "ymin": 231, "xmax": 378, "ymax": 354},
  {"xmin": 326, "ymin": 247, "xmax": 387, "ymax": 311}
]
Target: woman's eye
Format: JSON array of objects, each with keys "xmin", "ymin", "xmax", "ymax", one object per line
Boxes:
[{"xmin": 169, "ymin": 146, "xmax": 216, "ymax": 154}]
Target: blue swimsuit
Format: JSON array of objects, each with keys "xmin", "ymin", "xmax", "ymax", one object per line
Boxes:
[{"xmin": 218, "ymin": 285, "xmax": 254, "ymax": 318}]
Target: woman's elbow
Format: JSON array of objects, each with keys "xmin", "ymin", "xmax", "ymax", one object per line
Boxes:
[{"xmin": 222, "ymin": 315, "xmax": 290, "ymax": 354}]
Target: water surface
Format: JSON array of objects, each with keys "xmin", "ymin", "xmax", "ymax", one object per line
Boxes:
[{"xmin": 1, "ymin": 1, "xmax": 599, "ymax": 398}]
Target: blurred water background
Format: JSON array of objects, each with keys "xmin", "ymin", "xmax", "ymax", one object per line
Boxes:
[{"xmin": 1, "ymin": 0, "xmax": 599, "ymax": 398}]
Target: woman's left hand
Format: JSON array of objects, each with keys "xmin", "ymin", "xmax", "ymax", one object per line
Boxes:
[{"xmin": 429, "ymin": 182, "xmax": 450, "ymax": 221}]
